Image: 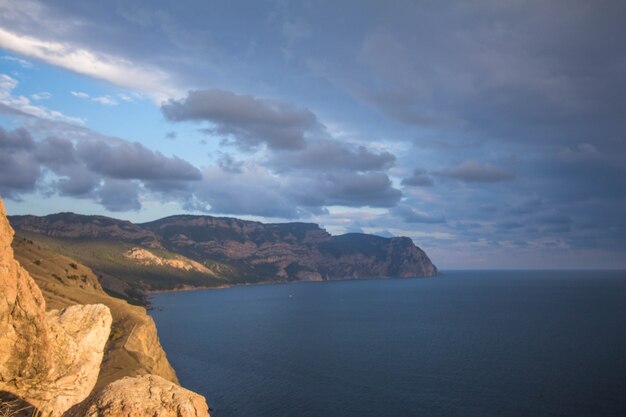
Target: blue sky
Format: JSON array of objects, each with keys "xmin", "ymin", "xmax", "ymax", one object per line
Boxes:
[{"xmin": 0, "ymin": 0, "xmax": 624, "ymax": 269}]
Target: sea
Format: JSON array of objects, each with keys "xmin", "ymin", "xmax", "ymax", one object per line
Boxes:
[{"xmin": 149, "ymin": 270, "xmax": 626, "ymax": 417}]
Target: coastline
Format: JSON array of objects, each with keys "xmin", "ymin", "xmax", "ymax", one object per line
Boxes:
[{"xmin": 146, "ymin": 273, "xmax": 440, "ymax": 298}]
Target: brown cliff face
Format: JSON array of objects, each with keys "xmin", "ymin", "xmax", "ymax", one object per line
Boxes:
[{"xmin": 10, "ymin": 213, "xmax": 437, "ymax": 291}]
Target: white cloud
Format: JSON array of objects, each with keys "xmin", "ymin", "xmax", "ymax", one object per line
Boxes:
[
  {"xmin": 1, "ymin": 55, "xmax": 33, "ymax": 68},
  {"xmin": 71, "ymin": 91, "xmax": 90, "ymax": 99},
  {"xmin": 117, "ymin": 93, "xmax": 133, "ymax": 102},
  {"xmin": 0, "ymin": 27, "xmax": 181, "ymax": 103},
  {"xmin": 71, "ymin": 91, "xmax": 119, "ymax": 106},
  {"xmin": 31, "ymin": 91, "xmax": 51, "ymax": 100},
  {"xmin": 0, "ymin": 73, "xmax": 84, "ymax": 124},
  {"xmin": 91, "ymin": 95, "xmax": 118, "ymax": 106}
]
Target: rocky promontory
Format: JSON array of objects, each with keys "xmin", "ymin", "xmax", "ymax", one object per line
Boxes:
[{"xmin": 10, "ymin": 212, "xmax": 437, "ymax": 300}]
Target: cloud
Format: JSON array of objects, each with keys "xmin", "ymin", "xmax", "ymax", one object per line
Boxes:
[
  {"xmin": 31, "ymin": 91, "xmax": 51, "ymax": 100},
  {"xmin": 91, "ymin": 95, "xmax": 118, "ymax": 106},
  {"xmin": 391, "ymin": 204, "xmax": 446, "ymax": 224},
  {"xmin": 191, "ymin": 164, "xmax": 401, "ymax": 218},
  {"xmin": 0, "ymin": 125, "xmax": 202, "ymax": 211},
  {"xmin": 437, "ymin": 160, "xmax": 514, "ymax": 183},
  {"xmin": 269, "ymin": 140, "xmax": 395, "ymax": 172},
  {"xmin": 71, "ymin": 91, "xmax": 90, "ymax": 99},
  {"xmin": 189, "ymin": 164, "xmax": 302, "ymax": 218},
  {"xmin": 401, "ymin": 168, "xmax": 434, "ymax": 187},
  {"xmin": 1, "ymin": 74, "xmax": 83, "ymax": 124},
  {"xmin": 117, "ymin": 93, "xmax": 133, "ymax": 102},
  {"xmin": 307, "ymin": 172, "xmax": 401, "ymax": 208},
  {"xmin": 0, "ymin": 127, "xmax": 39, "ymax": 197},
  {"xmin": 97, "ymin": 179, "xmax": 141, "ymax": 212},
  {"xmin": 0, "ymin": 27, "xmax": 180, "ymax": 102},
  {"xmin": 162, "ymin": 89, "xmax": 321, "ymax": 150},
  {"xmin": 1, "ymin": 55, "xmax": 33, "ymax": 68},
  {"xmin": 75, "ymin": 140, "xmax": 202, "ymax": 181},
  {"xmin": 71, "ymin": 91, "xmax": 119, "ymax": 106}
]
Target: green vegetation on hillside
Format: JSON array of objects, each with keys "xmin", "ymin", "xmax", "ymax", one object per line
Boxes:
[{"xmin": 16, "ymin": 232, "xmax": 229, "ymax": 304}]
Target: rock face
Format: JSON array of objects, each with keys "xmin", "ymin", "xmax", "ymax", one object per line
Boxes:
[
  {"xmin": 65, "ymin": 375, "xmax": 209, "ymax": 417},
  {"xmin": 0, "ymin": 199, "xmax": 50, "ymax": 392},
  {"xmin": 0, "ymin": 199, "xmax": 112, "ymax": 417},
  {"xmin": 10, "ymin": 212, "xmax": 438, "ymax": 289}
]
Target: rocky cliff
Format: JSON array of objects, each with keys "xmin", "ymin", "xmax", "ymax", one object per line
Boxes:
[
  {"xmin": 0, "ymin": 199, "xmax": 112, "ymax": 416},
  {"xmin": 10, "ymin": 212, "xmax": 437, "ymax": 295},
  {"xmin": 0, "ymin": 198, "xmax": 210, "ymax": 417}
]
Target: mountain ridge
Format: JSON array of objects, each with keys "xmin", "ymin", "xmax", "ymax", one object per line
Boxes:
[{"xmin": 9, "ymin": 211, "xmax": 437, "ymax": 302}]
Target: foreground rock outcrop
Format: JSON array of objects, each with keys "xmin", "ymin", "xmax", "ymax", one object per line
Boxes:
[
  {"xmin": 0, "ymin": 199, "xmax": 112, "ymax": 416},
  {"xmin": 65, "ymin": 375, "xmax": 209, "ymax": 417},
  {"xmin": 11, "ymin": 235, "xmax": 180, "ymax": 389},
  {"xmin": 1, "ymin": 197, "xmax": 210, "ymax": 417}
]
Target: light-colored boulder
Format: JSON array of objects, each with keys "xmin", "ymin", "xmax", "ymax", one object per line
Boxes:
[{"xmin": 64, "ymin": 375, "xmax": 210, "ymax": 417}]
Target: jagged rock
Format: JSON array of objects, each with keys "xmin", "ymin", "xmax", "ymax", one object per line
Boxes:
[
  {"xmin": 0, "ymin": 198, "xmax": 112, "ymax": 417},
  {"xmin": 64, "ymin": 375, "xmax": 210, "ymax": 417}
]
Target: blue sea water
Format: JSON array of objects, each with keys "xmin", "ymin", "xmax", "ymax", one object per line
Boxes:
[{"xmin": 150, "ymin": 271, "xmax": 626, "ymax": 417}]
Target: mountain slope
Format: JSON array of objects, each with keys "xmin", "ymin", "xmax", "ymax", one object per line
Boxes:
[
  {"xmin": 11, "ymin": 236, "xmax": 179, "ymax": 390},
  {"xmin": 10, "ymin": 212, "xmax": 437, "ymax": 296}
]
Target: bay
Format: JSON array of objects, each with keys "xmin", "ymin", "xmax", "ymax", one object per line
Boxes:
[{"xmin": 150, "ymin": 270, "xmax": 626, "ymax": 417}]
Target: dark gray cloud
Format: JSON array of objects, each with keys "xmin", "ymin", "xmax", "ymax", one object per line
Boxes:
[
  {"xmin": 57, "ymin": 168, "xmax": 100, "ymax": 196},
  {"xmin": 269, "ymin": 140, "xmax": 395, "ymax": 172},
  {"xmin": 0, "ymin": 127, "xmax": 40, "ymax": 197},
  {"xmin": 401, "ymin": 168, "xmax": 434, "ymax": 187},
  {"xmin": 310, "ymin": 172, "xmax": 401, "ymax": 208},
  {"xmin": 162, "ymin": 89, "xmax": 320, "ymax": 150},
  {"xmin": 97, "ymin": 179, "xmax": 141, "ymax": 212},
  {"xmin": 35, "ymin": 137, "xmax": 77, "ymax": 167},
  {"xmin": 76, "ymin": 140, "xmax": 202, "ymax": 180},
  {"xmin": 391, "ymin": 204, "xmax": 445, "ymax": 224},
  {"xmin": 437, "ymin": 161, "xmax": 514, "ymax": 183}
]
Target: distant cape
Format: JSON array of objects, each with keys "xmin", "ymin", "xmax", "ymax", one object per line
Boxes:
[{"xmin": 10, "ymin": 212, "xmax": 437, "ymax": 300}]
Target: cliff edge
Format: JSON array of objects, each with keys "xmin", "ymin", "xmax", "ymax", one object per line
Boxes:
[
  {"xmin": 0, "ymin": 198, "xmax": 112, "ymax": 416},
  {"xmin": 0, "ymin": 197, "xmax": 210, "ymax": 417}
]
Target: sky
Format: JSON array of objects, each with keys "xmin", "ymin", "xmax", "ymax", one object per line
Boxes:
[{"xmin": 0, "ymin": 0, "xmax": 624, "ymax": 269}]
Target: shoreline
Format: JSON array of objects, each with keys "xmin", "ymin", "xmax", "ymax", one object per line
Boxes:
[{"xmin": 146, "ymin": 273, "xmax": 440, "ymax": 299}]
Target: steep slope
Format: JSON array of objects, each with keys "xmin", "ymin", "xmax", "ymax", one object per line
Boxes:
[{"xmin": 12, "ymin": 236, "xmax": 179, "ymax": 389}]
